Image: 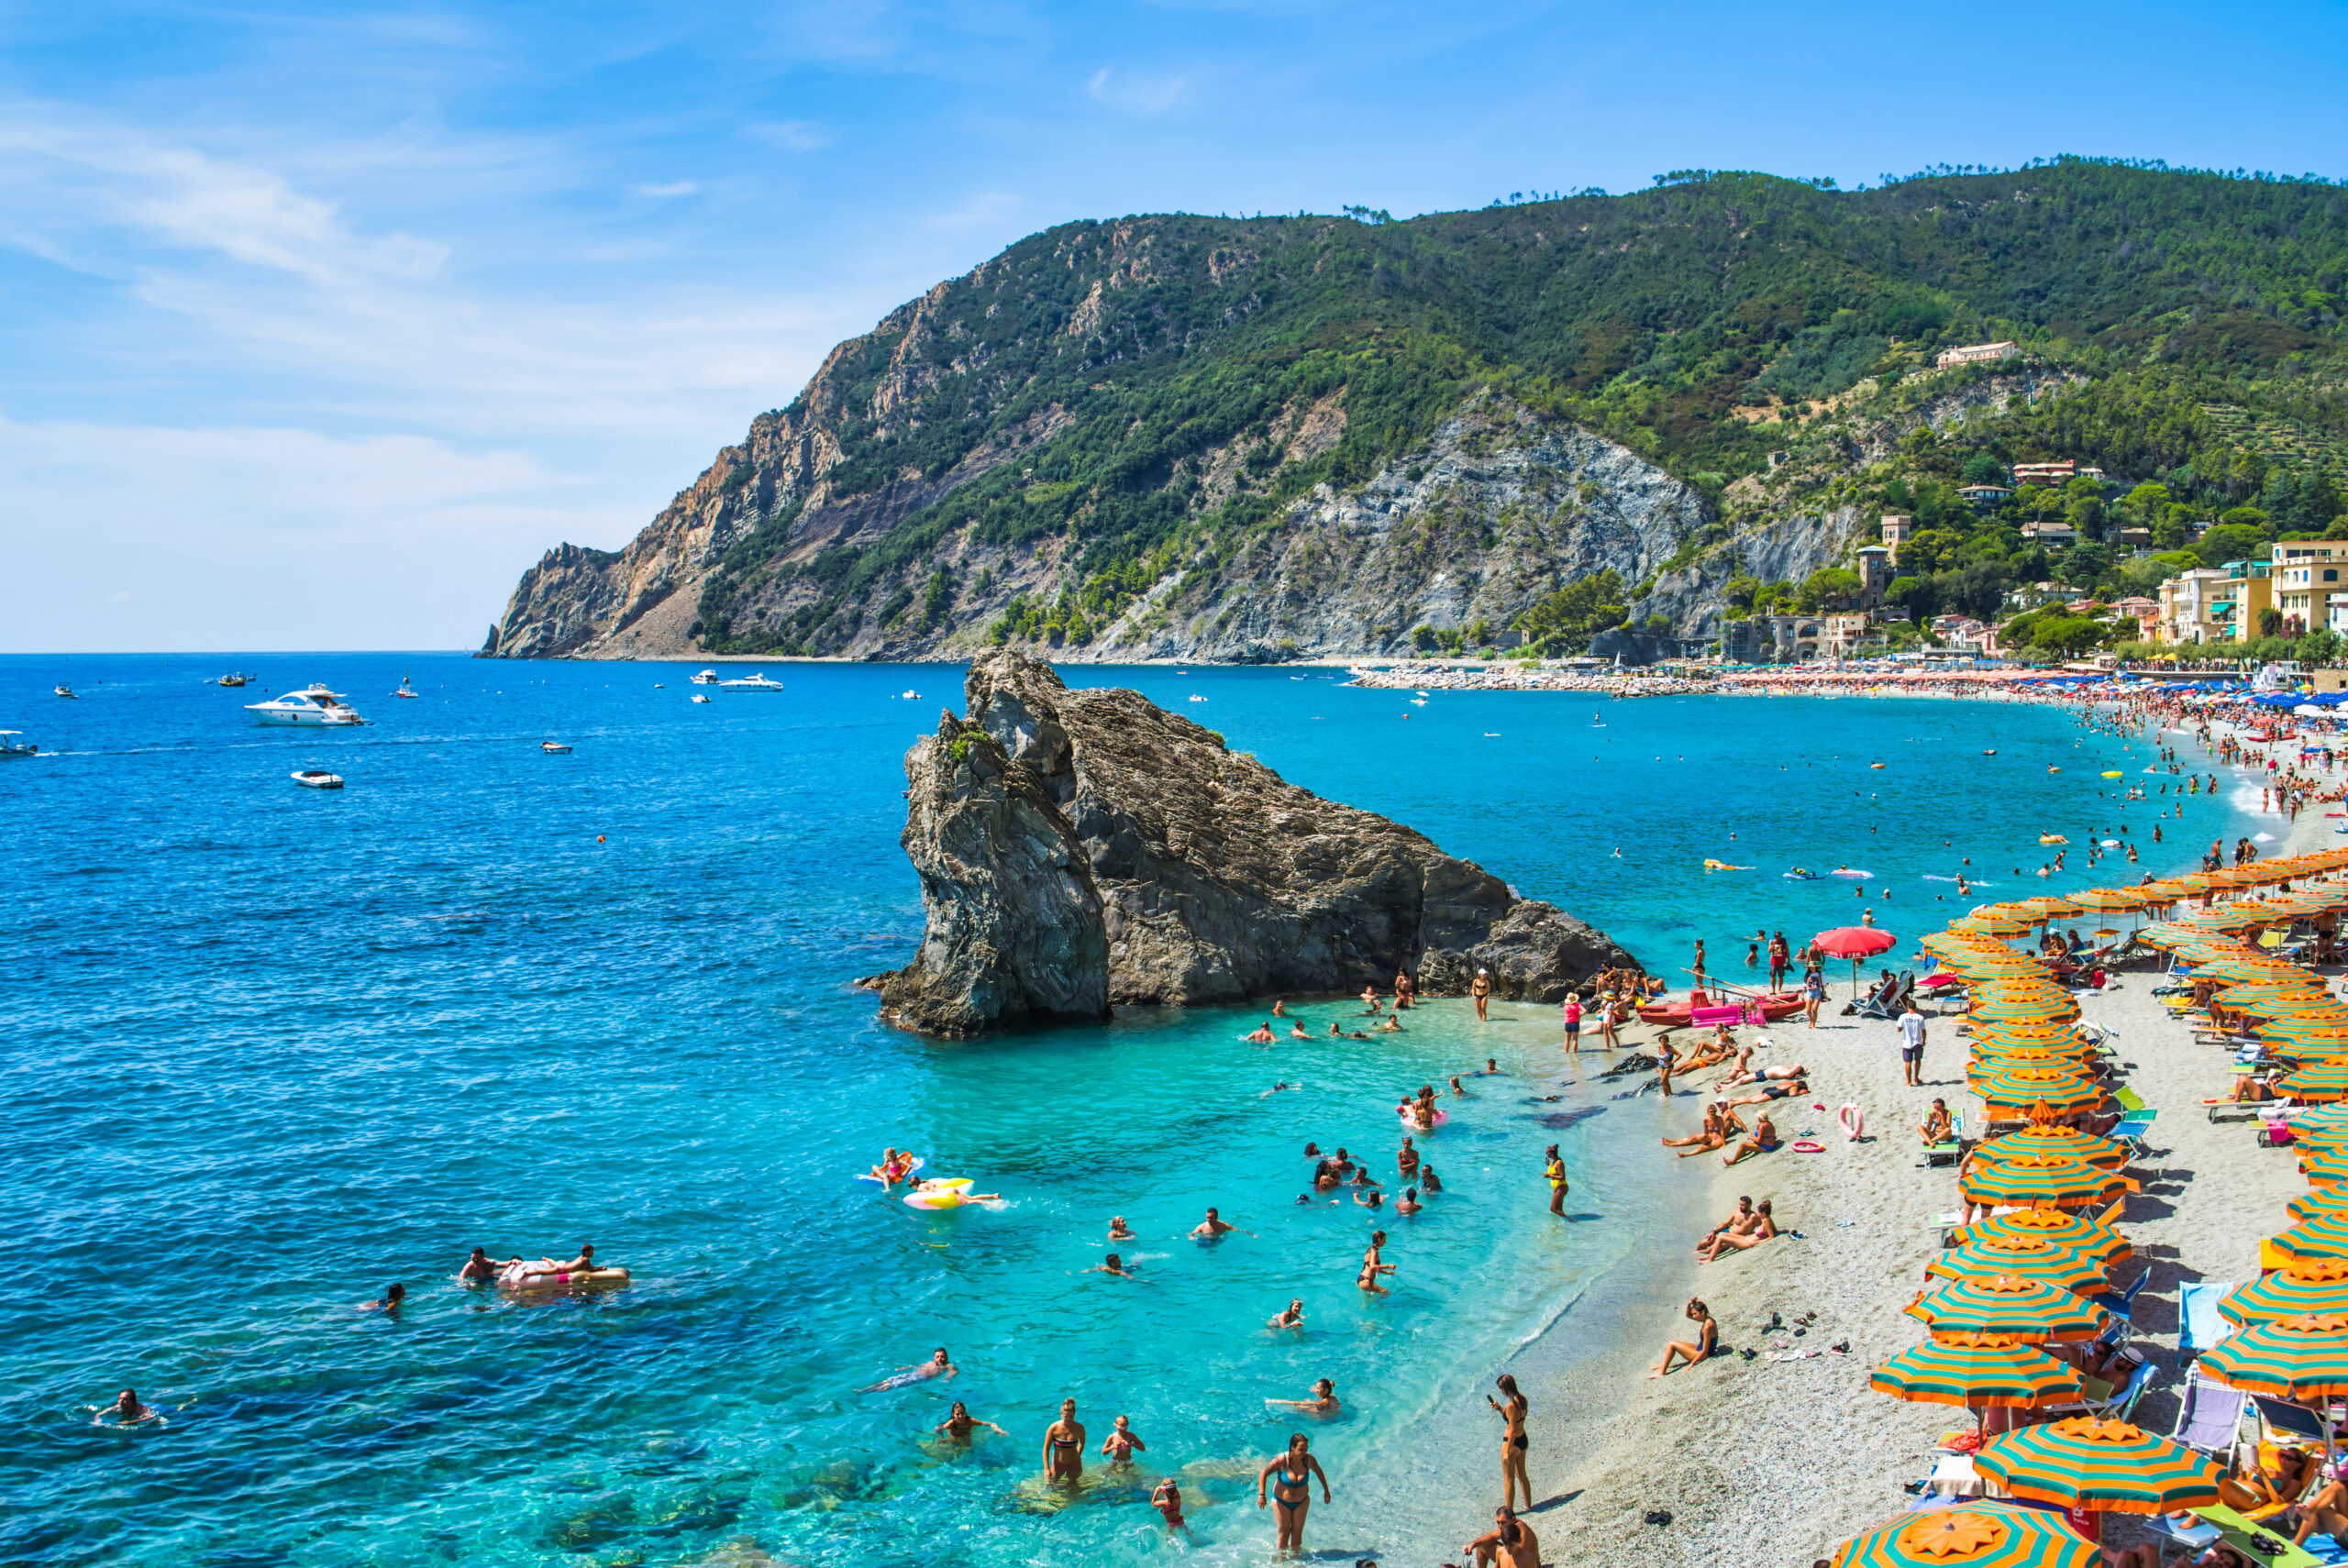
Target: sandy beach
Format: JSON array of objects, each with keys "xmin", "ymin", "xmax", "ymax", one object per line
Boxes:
[{"xmin": 1525, "ymin": 711, "xmax": 2336, "ymax": 1566}]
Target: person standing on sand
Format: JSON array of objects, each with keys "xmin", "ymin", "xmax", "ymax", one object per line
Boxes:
[
  {"xmin": 1472, "ymin": 968, "xmax": 1491, "ymax": 1021},
  {"xmin": 1487, "ymin": 1373, "xmax": 1532, "ymax": 1511},
  {"xmin": 1544, "ymin": 1144, "xmax": 1567, "ymax": 1215},
  {"xmin": 1899, "ymin": 998, "xmax": 1928, "ymax": 1088}
]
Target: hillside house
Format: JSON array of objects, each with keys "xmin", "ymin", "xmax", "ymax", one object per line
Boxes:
[{"xmin": 1937, "ymin": 341, "xmax": 2021, "ymax": 367}]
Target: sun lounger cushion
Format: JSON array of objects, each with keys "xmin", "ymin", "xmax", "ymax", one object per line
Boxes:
[{"xmin": 2181, "ymin": 1283, "xmax": 2239, "ymax": 1355}]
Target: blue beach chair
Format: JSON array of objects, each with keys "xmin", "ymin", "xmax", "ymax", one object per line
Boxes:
[{"xmin": 2180, "ymin": 1282, "xmax": 2239, "ymax": 1358}]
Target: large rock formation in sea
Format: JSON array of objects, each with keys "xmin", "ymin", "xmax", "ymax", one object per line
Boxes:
[{"xmin": 873, "ymin": 650, "xmax": 1638, "ymax": 1034}]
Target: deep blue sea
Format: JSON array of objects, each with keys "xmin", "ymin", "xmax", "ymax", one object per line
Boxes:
[{"xmin": 0, "ymin": 656, "xmax": 2247, "ymax": 1567}]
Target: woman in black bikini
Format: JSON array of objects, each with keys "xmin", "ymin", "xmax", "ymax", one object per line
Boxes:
[
  {"xmin": 1488, "ymin": 1372, "xmax": 1531, "ymax": 1511},
  {"xmin": 1041, "ymin": 1398, "xmax": 1086, "ymax": 1482},
  {"xmin": 1257, "ymin": 1431, "xmax": 1330, "ymax": 1554}
]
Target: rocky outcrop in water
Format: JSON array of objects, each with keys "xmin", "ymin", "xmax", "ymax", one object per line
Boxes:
[{"xmin": 873, "ymin": 650, "xmax": 1639, "ymax": 1034}]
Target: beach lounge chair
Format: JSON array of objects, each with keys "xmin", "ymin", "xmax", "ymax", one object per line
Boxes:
[
  {"xmin": 2091, "ymin": 1266, "xmax": 2153, "ymax": 1321},
  {"xmin": 2115, "ymin": 1086, "xmax": 2150, "ymax": 1116},
  {"xmin": 2182, "ymin": 1504, "xmax": 2323, "ymax": 1567},
  {"xmin": 2215, "ymin": 1099, "xmax": 2279, "ymax": 1124},
  {"xmin": 2173, "ymin": 1371, "xmax": 2250, "ymax": 1458},
  {"xmin": 2255, "ymin": 1396, "xmax": 2332, "ymax": 1446},
  {"xmin": 2112, "ymin": 1110, "xmax": 2160, "ymax": 1157},
  {"xmin": 2181, "ymin": 1282, "xmax": 2241, "ymax": 1357},
  {"xmin": 1924, "ymin": 1111, "xmax": 1965, "ymax": 1168}
]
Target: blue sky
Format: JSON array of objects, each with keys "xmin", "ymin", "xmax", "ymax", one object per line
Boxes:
[{"xmin": 5, "ymin": 0, "xmax": 2345, "ymax": 652}]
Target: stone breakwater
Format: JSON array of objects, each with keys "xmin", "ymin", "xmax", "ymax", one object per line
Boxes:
[
  {"xmin": 870, "ymin": 649, "xmax": 1640, "ymax": 1034},
  {"xmin": 1344, "ymin": 663, "xmax": 1712, "ymax": 695}
]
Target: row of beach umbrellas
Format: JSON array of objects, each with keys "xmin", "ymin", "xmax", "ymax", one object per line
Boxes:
[{"xmin": 1829, "ymin": 856, "xmax": 2348, "ymax": 1566}]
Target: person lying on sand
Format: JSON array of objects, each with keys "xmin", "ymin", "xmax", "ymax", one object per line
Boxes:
[
  {"xmin": 1722, "ymin": 1077, "xmax": 1808, "ymax": 1107},
  {"xmin": 1700, "ymin": 1200, "xmax": 1777, "ymax": 1262},
  {"xmin": 1722, "ymin": 1112, "xmax": 1779, "ymax": 1167},
  {"xmin": 1648, "ymin": 1298, "xmax": 1718, "ymax": 1378}
]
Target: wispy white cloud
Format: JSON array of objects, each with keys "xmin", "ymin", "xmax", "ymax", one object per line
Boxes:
[
  {"xmin": 1086, "ymin": 66, "xmax": 1189, "ymax": 118},
  {"xmin": 0, "ymin": 416, "xmax": 626, "ymax": 651},
  {"xmin": 627, "ymin": 180, "xmax": 700, "ymax": 198},
  {"xmin": 742, "ymin": 119, "xmax": 834, "ymax": 151}
]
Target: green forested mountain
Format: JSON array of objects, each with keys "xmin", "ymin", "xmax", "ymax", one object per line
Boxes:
[{"xmin": 482, "ymin": 159, "xmax": 2348, "ymax": 664}]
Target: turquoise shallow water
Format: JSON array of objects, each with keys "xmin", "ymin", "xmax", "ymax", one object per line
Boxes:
[{"xmin": 0, "ymin": 657, "xmax": 2247, "ymax": 1566}]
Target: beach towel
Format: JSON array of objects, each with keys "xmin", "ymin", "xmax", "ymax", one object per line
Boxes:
[{"xmin": 2181, "ymin": 1282, "xmax": 2239, "ymax": 1356}]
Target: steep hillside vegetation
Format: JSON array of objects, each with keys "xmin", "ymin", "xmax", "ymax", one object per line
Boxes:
[{"xmin": 482, "ymin": 159, "xmax": 2348, "ymax": 663}]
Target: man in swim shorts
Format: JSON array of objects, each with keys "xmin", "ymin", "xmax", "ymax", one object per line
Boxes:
[
  {"xmin": 859, "ymin": 1348, "xmax": 957, "ymax": 1392},
  {"xmin": 459, "ymin": 1247, "xmax": 499, "ymax": 1285},
  {"xmin": 1246, "ymin": 1022, "xmax": 1275, "ymax": 1043},
  {"xmin": 1042, "ymin": 1398, "xmax": 1087, "ymax": 1482},
  {"xmin": 1898, "ymin": 998, "xmax": 1928, "ymax": 1088},
  {"xmin": 1191, "ymin": 1207, "xmax": 1237, "ymax": 1241},
  {"xmin": 1466, "ymin": 1505, "xmax": 1541, "ymax": 1568}
]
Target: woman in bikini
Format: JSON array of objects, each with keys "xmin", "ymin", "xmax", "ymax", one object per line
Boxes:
[
  {"xmin": 1041, "ymin": 1398, "xmax": 1086, "ymax": 1482},
  {"xmin": 1099, "ymin": 1414, "xmax": 1146, "ymax": 1467},
  {"xmin": 1487, "ymin": 1372, "xmax": 1531, "ymax": 1512},
  {"xmin": 1257, "ymin": 1432, "xmax": 1331, "ymax": 1554},
  {"xmin": 1722, "ymin": 1111, "xmax": 1779, "ymax": 1166},
  {"xmin": 1917, "ymin": 1099, "xmax": 1953, "ymax": 1145},
  {"xmin": 935, "ymin": 1400, "xmax": 1005, "ymax": 1443},
  {"xmin": 1471, "ymin": 968, "xmax": 1491, "ymax": 1021}
]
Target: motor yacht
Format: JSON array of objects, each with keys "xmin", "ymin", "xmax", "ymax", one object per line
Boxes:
[
  {"xmin": 717, "ymin": 673, "xmax": 785, "ymax": 692},
  {"xmin": 55, "ymin": 685, "xmax": 77, "ymax": 699},
  {"xmin": 0, "ymin": 731, "xmax": 37, "ymax": 757},
  {"xmin": 541, "ymin": 741, "xmax": 572, "ymax": 754},
  {"xmin": 246, "ymin": 685, "xmax": 366, "ymax": 725},
  {"xmin": 291, "ymin": 769, "xmax": 344, "ymax": 789},
  {"xmin": 690, "ymin": 668, "xmax": 722, "ymax": 685},
  {"xmin": 217, "ymin": 672, "xmax": 252, "ymax": 688}
]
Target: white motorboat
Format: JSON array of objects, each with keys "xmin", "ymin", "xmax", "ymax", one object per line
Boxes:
[
  {"xmin": 290, "ymin": 769, "xmax": 344, "ymax": 789},
  {"xmin": 541, "ymin": 741, "xmax": 572, "ymax": 754},
  {"xmin": 717, "ymin": 673, "xmax": 785, "ymax": 692},
  {"xmin": 690, "ymin": 668, "xmax": 722, "ymax": 685},
  {"xmin": 246, "ymin": 684, "xmax": 365, "ymax": 725},
  {"xmin": 393, "ymin": 672, "xmax": 419, "ymax": 699},
  {"xmin": 902, "ymin": 690, "xmax": 920, "ymax": 701},
  {"xmin": 218, "ymin": 672, "xmax": 252, "ymax": 688},
  {"xmin": 55, "ymin": 685, "xmax": 77, "ymax": 699},
  {"xmin": 0, "ymin": 730, "xmax": 36, "ymax": 757},
  {"xmin": 690, "ymin": 694, "xmax": 711, "ymax": 703}
]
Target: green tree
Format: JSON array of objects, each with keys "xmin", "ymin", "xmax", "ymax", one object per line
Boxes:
[
  {"xmin": 2057, "ymin": 542, "xmax": 2112, "ymax": 587},
  {"xmin": 2219, "ymin": 505, "xmax": 2272, "ymax": 531},
  {"xmin": 1886, "ymin": 574, "xmax": 1935, "ymax": 622},
  {"xmin": 2122, "ymin": 481, "xmax": 2172, "ymax": 521},
  {"xmin": 2066, "ymin": 495, "xmax": 2104, "ymax": 538},
  {"xmin": 2259, "ymin": 606, "xmax": 2286, "ymax": 639},
  {"xmin": 2153, "ymin": 504, "xmax": 2197, "ymax": 551},
  {"xmin": 2032, "ymin": 615, "xmax": 2105, "ymax": 657},
  {"xmin": 1961, "ymin": 452, "xmax": 2007, "ymax": 487},
  {"xmin": 1897, "ymin": 527, "xmax": 1962, "ymax": 576},
  {"xmin": 2194, "ymin": 524, "xmax": 2265, "ymax": 567},
  {"xmin": 1797, "ymin": 566, "xmax": 1864, "ymax": 611}
]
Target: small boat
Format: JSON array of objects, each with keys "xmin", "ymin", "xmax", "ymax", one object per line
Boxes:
[
  {"xmin": 690, "ymin": 668, "xmax": 722, "ymax": 685},
  {"xmin": 217, "ymin": 672, "xmax": 252, "ymax": 688},
  {"xmin": 0, "ymin": 731, "xmax": 37, "ymax": 757},
  {"xmin": 1410, "ymin": 697, "xmax": 1427, "ymax": 706},
  {"xmin": 1829, "ymin": 867, "xmax": 1873, "ymax": 880},
  {"xmin": 1982, "ymin": 749, "xmax": 1996, "ymax": 756},
  {"xmin": 247, "ymin": 684, "xmax": 365, "ymax": 725},
  {"xmin": 1783, "ymin": 868, "xmax": 1821, "ymax": 880},
  {"xmin": 290, "ymin": 769, "xmax": 344, "ymax": 790},
  {"xmin": 1703, "ymin": 859, "xmax": 1754, "ymax": 870},
  {"xmin": 902, "ymin": 690, "xmax": 920, "ymax": 701},
  {"xmin": 54, "ymin": 685, "xmax": 77, "ymax": 699},
  {"xmin": 393, "ymin": 672, "xmax": 419, "ymax": 699},
  {"xmin": 690, "ymin": 694, "xmax": 711, "ymax": 703},
  {"xmin": 1639, "ymin": 991, "xmax": 1806, "ymax": 1027},
  {"xmin": 541, "ymin": 741, "xmax": 572, "ymax": 754},
  {"xmin": 717, "ymin": 672, "xmax": 785, "ymax": 692}
]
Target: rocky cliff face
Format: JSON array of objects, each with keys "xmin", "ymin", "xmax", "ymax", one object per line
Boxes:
[{"xmin": 874, "ymin": 650, "xmax": 1639, "ymax": 1034}]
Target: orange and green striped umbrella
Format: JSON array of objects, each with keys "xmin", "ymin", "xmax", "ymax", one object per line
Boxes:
[
  {"xmin": 1972, "ymin": 1417, "xmax": 2222, "ymax": 1514},
  {"xmin": 2282, "ymin": 1064, "xmax": 2348, "ymax": 1102},
  {"xmin": 1828, "ymin": 1502, "xmax": 2096, "ymax": 1568},
  {"xmin": 2220, "ymin": 1261, "xmax": 2348, "ymax": 1326},
  {"xmin": 2291, "ymin": 1187, "xmax": 2348, "ymax": 1223},
  {"xmin": 2300, "ymin": 1148, "xmax": 2348, "ymax": 1185},
  {"xmin": 2199, "ymin": 1313, "xmax": 2348, "ymax": 1398},
  {"xmin": 1968, "ymin": 1207, "xmax": 2132, "ymax": 1263},
  {"xmin": 1974, "ymin": 1125, "xmax": 2130, "ymax": 1171},
  {"xmin": 1870, "ymin": 1332, "xmax": 2082, "ymax": 1409},
  {"xmin": 2067, "ymin": 889, "xmax": 2149, "ymax": 913},
  {"xmin": 2269, "ymin": 1211, "xmax": 2348, "ymax": 1262},
  {"xmin": 1928, "ymin": 1235, "xmax": 2109, "ymax": 1293},
  {"xmin": 1969, "ymin": 1075, "xmax": 2105, "ymax": 1110},
  {"xmin": 1966, "ymin": 1061, "xmax": 2095, "ymax": 1093},
  {"xmin": 1906, "ymin": 1275, "xmax": 2109, "ymax": 1342},
  {"xmin": 1969, "ymin": 1043, "xmax": 2096, "ymax": 1067},
  {"xmin": 1960, "ymin": 1154, "xmax": 2134, "ymax": 1210}
]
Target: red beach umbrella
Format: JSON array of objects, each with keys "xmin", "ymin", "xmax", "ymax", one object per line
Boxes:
[{"xmin": 1815, "ymin": 925, "xmax": 1898, "ymax": 998}]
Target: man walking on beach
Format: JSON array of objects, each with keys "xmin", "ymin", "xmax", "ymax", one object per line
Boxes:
[
  {"xmin": 1767, "ymin": 931, "xmax": 1789, "ymax": 991},
  {"xmin": 1898, "ymin": 997, "xmax": 1927, "ymax": 1088}
]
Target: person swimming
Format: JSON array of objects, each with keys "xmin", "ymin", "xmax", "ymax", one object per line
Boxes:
[
  {"xmin": 1395, "ymin": 1187, "xmax": 1423, "ymax": 1214},
  {"xmin": 936, "ymin": 1400, "xmax": 1006, "ymax": 1442},
  {"xmin": 1083, "ymin": 1253, "xmax": 1140, "ymax": 1278},
  {"xmin": 93, "ymin": 1388, "xmax": 158, "ymax": 1426},
  {"xmin": 860, "ymin": 1347, "xmax": 958, "ymax": 1391},
  {"xmin": 458, "ymin": 1247, "xmax": 499, "ymax": 1285},
  {"xmin": 1108, "ymin": 1215, "xmax": 1135, "ymax": 1241},
  {"xmin": 1268, "ymin": 1297, "xmax": 1304, "ymax": 1329},
  {"xmin": 361, "ymin": 1282, "xmax": 405, "ymax": 1312},
  {"xmin": 1268, "ymin": 1377, "xmax": 1340, "ymax": 1414},
  {"xmin": 1245, "ymin": 1022, "xmax": 1275, "ymax": 1043}
]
